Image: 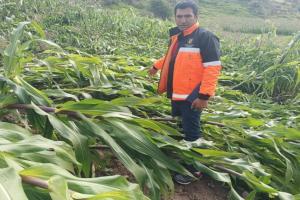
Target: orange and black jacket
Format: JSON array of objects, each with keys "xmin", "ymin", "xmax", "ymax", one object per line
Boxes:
[{"xmin": 153, "ymin": 23, "xmax": 222, "ymax": 101}]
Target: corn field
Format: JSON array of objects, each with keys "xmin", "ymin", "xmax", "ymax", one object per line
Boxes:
[{"xmin": 0, "ymin": 0, "xmax": 299, "ymax": 200}]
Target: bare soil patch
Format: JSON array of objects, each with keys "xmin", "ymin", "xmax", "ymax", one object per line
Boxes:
[
  {"xmin": 171, "ymin": 175, "xmax": 228, "ymax": 200},
  {"xmin": 101, "ymin": 157, "xmax": 229, "ymax": 200}
]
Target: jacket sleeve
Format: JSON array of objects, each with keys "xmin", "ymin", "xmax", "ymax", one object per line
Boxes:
[
  {"xmin": 153, "ymin": 56, "xmax": 165, "ymax": 70},
  {"xmin": 199, "ymin": 32, "xmax": 222, "ymax": 99}
]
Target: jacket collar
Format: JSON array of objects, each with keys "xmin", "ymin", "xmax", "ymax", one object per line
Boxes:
[{"xmin": 169, "ymin": 23, "xmax": 199, "ymax": 37}]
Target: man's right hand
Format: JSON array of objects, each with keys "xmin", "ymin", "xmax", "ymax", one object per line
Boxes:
[{"xmin": 148, "ymin": 67, "xmax": 158, "ymax": 76}]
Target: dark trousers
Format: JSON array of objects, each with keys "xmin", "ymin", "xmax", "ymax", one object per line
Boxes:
[{"xmin": 171, "ymin": 100, "xmax": 201, "ymax": 141}]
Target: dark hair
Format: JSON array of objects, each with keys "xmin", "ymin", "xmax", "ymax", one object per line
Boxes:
[{"xmin": 174, "ymin": 1, "xmax": 198, "ymax": 16}]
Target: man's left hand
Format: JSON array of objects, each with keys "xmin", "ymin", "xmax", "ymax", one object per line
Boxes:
[{"xmin": 191, "ymin": 98, "xmax": 208, "ymax": 111}]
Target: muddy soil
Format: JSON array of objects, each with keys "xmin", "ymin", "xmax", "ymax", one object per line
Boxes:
[
  {"xmin": 171, "ymin": 175, "xmax": 228, "ymax": 200},
  {"xmin": 106, "ymin": 158, "xmax": 229, "ymax": 200}
]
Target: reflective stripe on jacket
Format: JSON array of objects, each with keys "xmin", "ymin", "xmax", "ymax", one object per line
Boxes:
[{"xmin": 154, "ymin": 23, "xmax": 222, "ymax": 101}]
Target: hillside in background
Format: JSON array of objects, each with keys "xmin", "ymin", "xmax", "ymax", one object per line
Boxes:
[
  {"xmin": 101, "ymin": 0, "xmax": 300, "ymax": 36},
  {"xmin": 101, "ymin": 0, "xmax": 300, "ymax": 18},
  {"xmin": 198, "ymin": 0, "xmax": 300, "ymax": 18}
]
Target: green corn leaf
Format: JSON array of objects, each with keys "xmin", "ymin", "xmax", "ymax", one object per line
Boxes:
[
  {"xmin": 140, "ymin": 163, "xmax": 160, "ymax": 200},
  {"xmin": 23, "ymin": 184, "xmax": 51, "ymax": 200},
  {"xmin": 35, "ymin": 39, "xmax": 63, "ymax": 52},
  {"xmin": 0, "ymin": 121, "xmax": 31, "ymax": 142},
  {"xmin": 0, "ymin": 122, "xmax": 80, "ymax": 172},
  {"xmin": 30, "ymin": 21, "xmax": 46, "ymax": 39},
  {"xmin": 0, "ymin": 167, "xmax": 28, "ymax": 200},
  {"xmin": 14, "ymin": 76, "xmax": 52, "ymax": 106},
  {"xmin": 194, "ymin": 161, "xmax": 231, "ymax": 183},
  {"xmin": 242, "ymin": 171, "xmax": 278, "ymax": 194},
  {"xmin": 111, "ymin": 96, "xmax": 160, "ymax": 106},
  {"xmin": 107, "ymin": 119, "xmax": 192, "ymax": 176},
  {"xmin": 48, "ymin": 176, "xmax": 72, "ymax": 200},
  {"xmin": 57, "ymin": 99, "xmax": 131, "ymax": 116},
  {"xmin": 0, "ymin": 95, "xmax": 17, "ymax": 109},
  {"xmin": 76, "ymin": 116, "xmax": 147, "ymax": 185},
  {"xmin": 245, "ymin": 190, "xmax": 256, "ymax": 200},
  {"xmin": 192, "ymin": 149, "xmax": 241, "ymax": 157},
  {"xmin": 31, "ymin": 103, "xmax": 90, "ymax": 176},
  {"xmin": 278, "ymin": 192, "xmax": 295, "ymax": 200},
  {"xmin": 3, "ymin": 21, "xmax": 30, "ymax": 78},
  {"xmin": 20, "ymin": 164, "xmax": 148, "ymax": 200}
]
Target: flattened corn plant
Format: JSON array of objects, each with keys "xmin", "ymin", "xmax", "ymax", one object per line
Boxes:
[
  {"xmin": 221, "ymin": 31, "xmax": 300, "ymax": 103},
  {"xmin": 1, "ymin": 0, "xmax": 300, "ymax": 199},
  {"xmin": 0, "ymin": 20, "xmax": 300, "ymax": 200}
]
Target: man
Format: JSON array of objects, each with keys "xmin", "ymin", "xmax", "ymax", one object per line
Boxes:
[{"xmin": 148, "ymin": 1, "xmax": 222, "ymax": 184}]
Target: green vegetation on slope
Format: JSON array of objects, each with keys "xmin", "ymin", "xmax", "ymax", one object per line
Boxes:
[{"xmin": 100, "ymin": 0, "xmax": 300, "ymax": 35}]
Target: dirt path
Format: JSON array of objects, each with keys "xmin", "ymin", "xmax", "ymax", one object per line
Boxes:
[
  {"xmin": 171, "ymin": 175, "xmax": 228, "ymax": 200},
  {"xmin": 107, "ymin": 157, "xmax": 229, "ymax": 200}
]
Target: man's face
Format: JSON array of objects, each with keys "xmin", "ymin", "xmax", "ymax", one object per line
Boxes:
[{"xmin": 175, "ymin": 8, "xmax": 197, "ymax": 31}]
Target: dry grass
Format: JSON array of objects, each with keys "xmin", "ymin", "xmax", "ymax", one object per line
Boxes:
[{"xmin": 201, "ymin": 15, "xmax": 300, "ymax": 36}]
